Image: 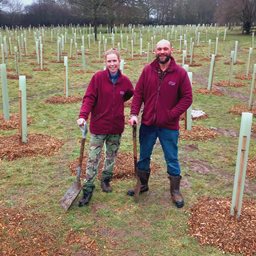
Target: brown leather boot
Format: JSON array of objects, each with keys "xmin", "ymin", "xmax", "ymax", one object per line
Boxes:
[
  {"xmin": 101, "ymin": 178, "xmax": 112, "ymax": 193},
  {"xmin": 127, "ymin": 169, "xmax": 150, "ymax": 196},
  {"xmin": 169, "ymin": 175, "xmax": 184, "ymax": 208}
]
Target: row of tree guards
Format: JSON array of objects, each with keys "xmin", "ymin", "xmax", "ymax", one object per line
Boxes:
[
  {"xmin": 0, "ymin": 25, "xmax": 255, "ymax": 75},
  {"xmin": 207, "ymin": 53, "xmax": 256, "ymax": 111},
  {"xmin": 0, "ymin": 25, "xmax": 255, "ymax": 218},
  {"xmin": 1, "ymin": 56, "xmax": 254, "ymax": 218}
]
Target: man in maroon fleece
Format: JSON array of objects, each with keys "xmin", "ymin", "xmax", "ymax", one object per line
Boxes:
[
  {"xmin": 77, "ymin": 48, "xmax": 134, "ymax": 207},
  {"xmin": 127, "ymin": 39, "xmax": 192, "ymax": 208}
]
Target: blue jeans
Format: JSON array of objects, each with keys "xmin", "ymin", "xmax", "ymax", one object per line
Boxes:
[{"xmin": 137, "ymin": 124, "xmax": 180, "ymax": 176}]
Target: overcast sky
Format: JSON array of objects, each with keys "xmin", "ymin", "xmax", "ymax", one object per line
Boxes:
[{"xmin": 20, "ymin": 0, "xmax": 34, "ymax": 5}]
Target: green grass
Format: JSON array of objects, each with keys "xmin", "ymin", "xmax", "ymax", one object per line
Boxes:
[{"xmin": 0, "ymin": 25, "xmax": 255, "ymax": 256}]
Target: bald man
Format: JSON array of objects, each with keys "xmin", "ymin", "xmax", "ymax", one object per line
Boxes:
[{"xmin": 127, "ymin": 39, "xmax": 192, "ymax": 208}]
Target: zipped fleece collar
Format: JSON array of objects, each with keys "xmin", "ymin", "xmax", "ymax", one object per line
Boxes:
[{"xmin": 150, "ymin": 56, "xmax": 179, "ymax": 74}]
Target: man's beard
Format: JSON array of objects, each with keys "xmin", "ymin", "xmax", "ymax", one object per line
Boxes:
[{"xmin": 157, "ymin": 55, "xmax": 171, "ymax": 64}]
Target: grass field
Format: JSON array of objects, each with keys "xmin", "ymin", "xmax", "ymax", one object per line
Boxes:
[{"xmin": 0, "ymin": 25, "xmax": 256, "ymax": 256}]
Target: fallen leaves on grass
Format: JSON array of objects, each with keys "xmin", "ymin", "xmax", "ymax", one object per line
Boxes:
[
  {"xmin": 215, "ymin": 80, "xmax": 246, "ymax": 87},
  {"xmin": 180, "ymin": 125, "xmax": 218, "ymax": 141},
  {"xmin": 195, "ymin": 88, "xmax": 224, "ymax": 96},
  {"xmin": 45, "ymin": 95, "xmax": 82, "ymax": 104},
  {"xmin": 69, "ymin": 151, "xmax": 162, "ymax": 179},
  {"xmin": 229, "ymin": 104, "xmax": 256, "ymax": 115},
  {"xmin": 189, "ymin": 197, "xmax": 256, "ymax": 256},
  {"xmin": 0, "ymin": 134, "xmax": 63, "ymax": 160},
  {"xmin": 0, "ymin": 114, "xmax": 32, "ymax": 130}
]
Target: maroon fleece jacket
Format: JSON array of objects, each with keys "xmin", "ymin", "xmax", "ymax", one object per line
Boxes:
[
  {"xmin": 79, "ymin": 69, "xmax": 133, "ymax": 134},
  {"xmin": 131, "ymin": 57, "xmax": 192, "ymax": 130}
]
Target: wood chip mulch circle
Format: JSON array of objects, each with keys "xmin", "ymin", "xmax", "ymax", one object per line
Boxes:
[
  {"xmin": 195, "ymin": 88, "xmax": 224, "ymax": 96},
  {"xmin": 229, "ymin": 104, "xmax": 256, "ymax": 115},
  {"xmin": 224, "ymin": 60, "xmax": 245, "ymax": 65},
  {"xmin": 0, "ymin": 114, "xmax": 32, "ymax": 130},
  {"xmin": 32, "ymin": 67, "xmax": 50, "ymax": 71},
  {"xmin": 45, "ymin": 95, "xmax": 82, "ymax": 104},
  {"xmin": 0, "ymin": 206, "xmax": 59, "ymax": 256},
  {"xmin": 199, "ymin": 57, "xmax": 211, "ymax": 62},
  {"xmin": 189, "ymin": 63, "xmax": 202, "ymax": 67},
  {"xmin": 0, "ymin": 206, "xmax": 98, "ymax": 256},
  {"xmin": 252, "ymin": 124, "xmax": 256, "ymax": 133},
  {"xmin": 69, "ymin": 151, "xmax": 162, "ymax": 180},
  {"xmin": 214, "ymin": 80, "xmax": 246, "ymax": 87},
  {"xmin": 0, "ymin": 134, "xmax": 63, "ymax": 161},
  {"xmin": 247, "ymin": 157, "xmax": 256, "ymax": 179},
  {"xmin": 189, "ymin": 197, "xmax": 256, "ymax": 256},
  {"xmin": 180, "ymin": 125, "xmax": 218, "ymax": 141},
  {"xmin": 7, "ymin": 74, "xmax": 32, "ymax": 80},
  {"xmin": 236, "ymin": 74, "xmax": 252, "ymax": 80}
]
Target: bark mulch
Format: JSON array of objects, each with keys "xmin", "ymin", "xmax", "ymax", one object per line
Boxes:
[
  {"xmin": 229, "ymin": 105, "xmax": 256, "ymax": 115},
  {"xmin": 214, "ymin": 80, "xmax": 246, "ymax": 87},
  {"xmin": 189, "ymin": 63, "xmax": 202, "ymax": 67},
  {"xmin": 0, "ymin": 114, "xmax": 32, "ymax": 130},
  {"xmin": 0, "ymin": 206, "xmax": 59, "ymax": 256},
  {"xmin": 180, "ymin": 125, "xmax": 218, "ymax": 141},
  {"xmin": 252, "ymin": 124, "xmax": 256, "ymax": 134},
  {"xmin": 236, "ymin": 74, "xmax": 252, "ymax": 80},
  {"xmin": 0, "ymin": 134, "xmax": 63, "ymax": 161},
  {"xmin": 32, "ymin": 67, "xmax": 50, "ymax": 71},
  {"xmin": 189, "ymin": 197, "xmax": 256, "ymax": 256},
  {"xmin": 247, "ymin": 157, "xmax": 256, "ymax": 179},
  {"xmin": 195, "ymin": 88, "xmax": 224, "ymax": 96},
  {"xmin": 69, "ymin": 151, "xmax": 162, "ymax": 180},
  {"xmin": 224, "ymin": 60, "xmax": 245, "ymax": 65},
  {"xmin": 45, "ymin": 95, "xmax": 82, "ymax": 104},
  {"xmin": 0, "ymin": 205, "xmax": 98, "ymax": 256},
  {"xmin": 7, "ymin": 74, "xmax": 33, "ymax": 80}
]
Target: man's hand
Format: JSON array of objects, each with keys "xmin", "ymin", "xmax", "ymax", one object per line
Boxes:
[
  {"xmin": 129, "ymin": 115, "xmax": 138, "ymax": 126},
  {"xmin": 77, "ymin": 118, "xmax": 86, "ymax": 126}
]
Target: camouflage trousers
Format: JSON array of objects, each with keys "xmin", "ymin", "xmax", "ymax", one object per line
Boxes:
[{"xmin": 83, "ymin": 134, "xmax": 121, "ymax": 193}]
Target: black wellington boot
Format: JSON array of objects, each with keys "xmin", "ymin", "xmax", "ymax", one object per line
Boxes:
[
  {"xmin": 101, "ymin": 178, "xmax": 112, "ymax": 193},
  {"xmin": 169, "ymin": 175, "xmax": 184, "ymax": 208},
  {"xmin": 127, "ymin": 169, "xmax": 150, "ymax": 196},
  {"xmin": 78, "ymin": 189, "xmax": 94, "ymax": 207}
]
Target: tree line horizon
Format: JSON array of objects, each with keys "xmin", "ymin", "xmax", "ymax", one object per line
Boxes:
[{"xmin": 0, "ymin": 0, "xmax": 255, "ymax": 35}]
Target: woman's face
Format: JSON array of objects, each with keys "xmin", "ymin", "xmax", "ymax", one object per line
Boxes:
[{"xmin": 105, "ymin": 53, "xmax": 120, "ymax": 74}]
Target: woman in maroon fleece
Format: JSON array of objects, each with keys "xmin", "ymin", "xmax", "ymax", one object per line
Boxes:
[
  {"xmin": 77, "ymin": 48, "xmax": 134, "ymax": 207},
  {"xmin": 127, "ymin": 39, "xmax": 192, "ymax": 208}
]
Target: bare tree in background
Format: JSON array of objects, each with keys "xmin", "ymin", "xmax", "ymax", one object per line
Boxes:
[
  {"xmin": 68, "ymin": 0, "xmax": 106, "ymax": 40},
  {"xmin": 215, "ymin": 0, "xmax": 256, "ymax": 34}
]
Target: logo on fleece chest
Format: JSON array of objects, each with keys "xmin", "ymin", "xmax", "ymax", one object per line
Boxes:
[{"xmin": 168, "ymin": 80, "xmax": 176, "ymax": 87}]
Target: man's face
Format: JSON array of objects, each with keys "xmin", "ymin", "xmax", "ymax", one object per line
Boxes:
[
  {"xmin": 105, "ymin": 53, "xmax": 120, "ymax": 74},
  {"xmin": 155, "ymin": 42, "xmax": 172, "ymax": 64}
]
